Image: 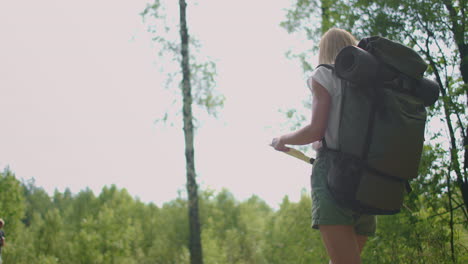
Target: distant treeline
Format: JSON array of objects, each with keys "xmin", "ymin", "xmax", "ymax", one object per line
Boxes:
[{"xmin": 0, "ymin": 167, "xmax": 466, "ymax": 263}]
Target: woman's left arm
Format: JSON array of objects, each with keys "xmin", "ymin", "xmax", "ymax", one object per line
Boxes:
[{"xmin": 272, "ymin": 79, "xmax": 331, "ymax": 151}]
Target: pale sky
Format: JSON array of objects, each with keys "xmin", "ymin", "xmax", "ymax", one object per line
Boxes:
[{"xmin": 0, "ymin": 0, "xmax": 317, "ymax": 208}]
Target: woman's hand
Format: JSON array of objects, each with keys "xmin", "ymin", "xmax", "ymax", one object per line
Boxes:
[{"xmin": 271, "ymin": 137, "xmax": 290, "ymax": 152}]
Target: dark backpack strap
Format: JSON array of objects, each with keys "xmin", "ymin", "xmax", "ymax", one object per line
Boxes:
[
  {"xmin": 405, "ymin": 181, "xmax": 412, "ymax": 193},
  {"xmin": 362, "ymin": 101, "xmax": 377, "ymax": 159},
  {"xmin": 361, "ymin": 65, "xmax": 383, "ymax": 160},
  {"xmin": 322, "ymin": 138, "xmax": 328, "ymax": 149}
]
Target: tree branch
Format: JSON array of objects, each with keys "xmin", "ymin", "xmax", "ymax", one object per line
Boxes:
[{"xmin": 433, "ymin": 36, "xmax": 467, "ymax": 139}]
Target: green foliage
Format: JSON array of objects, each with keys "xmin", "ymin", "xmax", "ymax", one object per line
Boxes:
[
  {"xmin": 0, "ymin": 168, "xmax": 25, "ymax": 234},
  {"xmin": 0, "ymin": 169, "xmax": 466, "ymax": 263},
  {"xmin": 263, "ymin": 195, "xmax": 327, "ymax": 264}
]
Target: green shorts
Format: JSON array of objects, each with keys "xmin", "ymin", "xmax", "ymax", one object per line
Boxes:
[{"xmin": 311, "ymin": 150, "xmax": 376, "ymax": 237}]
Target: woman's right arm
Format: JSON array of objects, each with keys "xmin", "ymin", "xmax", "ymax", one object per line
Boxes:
[{"xmin": 271, "ymin": 79, "xmax": 331, "ymax": 150}]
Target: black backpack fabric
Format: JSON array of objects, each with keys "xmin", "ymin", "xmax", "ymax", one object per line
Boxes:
[{"xmin": 320, "ymin": 36, "xmax": 439, "ymax": 215}]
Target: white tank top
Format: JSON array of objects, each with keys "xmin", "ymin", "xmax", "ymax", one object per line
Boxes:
[{"xmin": 307, "ymin": 66, "xmax": 343, "ymax": 150}]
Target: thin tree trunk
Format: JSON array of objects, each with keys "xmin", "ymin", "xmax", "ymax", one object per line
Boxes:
[
  {"xmin": 442, "ymin": 0, "xmax": 467, "ymax": 100},
  {"xmin": 179, "ymin": 0, "xmax": 203, "ymax": 263},
  {"xmin": 320, "ymin": 0, "xmax": 332, "ymax": 34},
  {"xmin": 425, "ymin": 51, "xmax": 468, "ymax": 215},
  {"xmin": 443, "ymin": 0, "xmax": 468, "ymax": 191},
  {"xmin": 447, "ymin": 169, "xmax": 456, "ymax": 263}
]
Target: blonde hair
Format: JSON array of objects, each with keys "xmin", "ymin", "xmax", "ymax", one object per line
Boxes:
[{"xmin": 318, "ymin": 28, "xmax": 357, "ymax": 64}]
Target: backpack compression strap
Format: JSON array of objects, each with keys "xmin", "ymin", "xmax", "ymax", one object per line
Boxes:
[{"xmin": 361, "ymin": 65, "xmax": 382, "ymax": 160}]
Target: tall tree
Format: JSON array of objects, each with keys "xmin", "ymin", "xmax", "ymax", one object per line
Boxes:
[
  {"xmin": 142, "ymin": 1, "xmax": 224, "ymax": 263},
  {"xmin": 178, "ymin": 1, "xmax": 203, "ymax": 263}
]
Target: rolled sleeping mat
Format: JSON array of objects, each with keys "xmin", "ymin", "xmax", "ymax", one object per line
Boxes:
[
  {"xmin": 414, "ymin": 77, "xmax": 440, "ymax": 106},
  {"xmin": 357, "ymin": 36, "xmax": 428, "ymax": 80},
  {"xmin": 335, "ymin": 45, "xmax": 379, "ymax": 85}
]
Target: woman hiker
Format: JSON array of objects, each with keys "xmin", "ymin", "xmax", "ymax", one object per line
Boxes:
[{"xmin": 271, "ymin": 28, "xmax": 376, "ymax": 264}]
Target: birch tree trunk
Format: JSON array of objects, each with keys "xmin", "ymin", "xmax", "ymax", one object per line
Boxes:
[{"xmin": 179, "ymin": 0, "xmax": 203, "ymax": 263}]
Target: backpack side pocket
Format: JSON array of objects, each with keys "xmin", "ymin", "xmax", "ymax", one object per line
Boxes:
[{"xmin": 326, "ymin": 151, "xmax": 363, "ymax": 211}]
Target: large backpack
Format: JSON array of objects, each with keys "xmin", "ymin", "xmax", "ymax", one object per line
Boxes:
[{"xmin": 320, "ymin": 36, "xmax": 439, "ymax": 215}]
